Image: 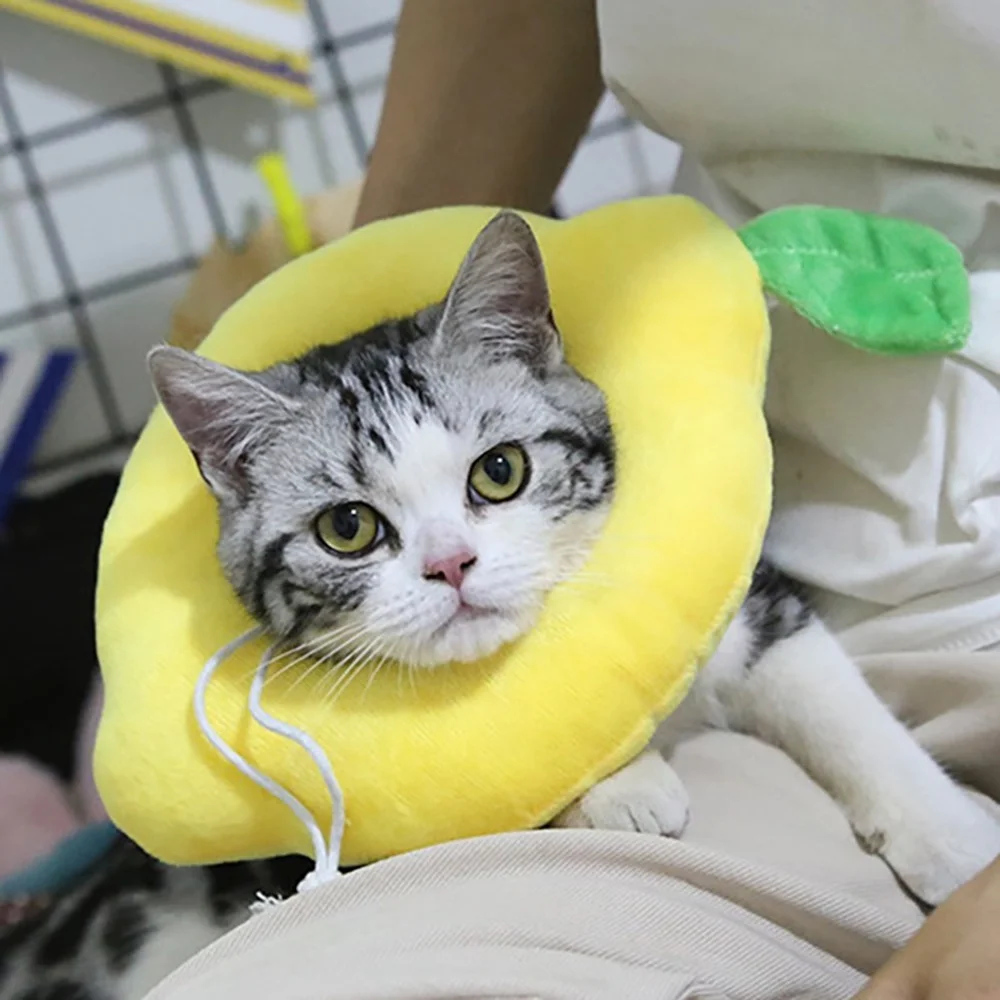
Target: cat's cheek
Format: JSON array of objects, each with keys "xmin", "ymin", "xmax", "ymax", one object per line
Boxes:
[{"xmin": 467, "ymin": 510, "xmax": 555, "ymax": 606}]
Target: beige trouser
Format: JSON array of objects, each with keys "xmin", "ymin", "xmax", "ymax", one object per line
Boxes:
[{"xmin": 148, "ymin": 731, "xmax": 933, "ymax": 1000}]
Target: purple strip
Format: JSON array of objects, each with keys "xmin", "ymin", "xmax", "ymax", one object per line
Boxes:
[
  {"xmin": 0, "ymin": 351, "xmax": 76, "ymax": 527},
  {"xmin": 28, "ymin": 0, "xmax": 310, "ymax": 87}
]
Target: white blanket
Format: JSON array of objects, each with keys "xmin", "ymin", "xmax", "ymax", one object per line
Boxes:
[{"xmin": 599, "ymin": 0, "xmax": 1000, "ymax": 678}]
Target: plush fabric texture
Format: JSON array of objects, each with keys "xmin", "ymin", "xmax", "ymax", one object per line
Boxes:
[
  {"xmin": 740, "ymin": 206, "xmax": 970, "ymax": 355},
  {"xmin": 95, "ymin": 197, "xmax": 771, "ymax": 867}
]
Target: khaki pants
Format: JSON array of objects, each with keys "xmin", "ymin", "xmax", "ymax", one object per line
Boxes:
[{"xmin": 148, "ymin": 731, "xmax": 933, "ymax": 1000}]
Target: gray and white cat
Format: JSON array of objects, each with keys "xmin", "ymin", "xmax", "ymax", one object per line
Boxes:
[
  {"xmin": 6, "ymin": 212, "xmax": 997, "ymax": 1000},
  {"xmin": 150, "ymin": 211, "xmax": 1000, "ymax": 908},
  {"xmin": 150, "ymin": 212, "xmax": 613, "ymax": 671}
]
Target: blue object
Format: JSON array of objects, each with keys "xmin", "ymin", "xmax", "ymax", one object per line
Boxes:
[
  {"xmin": 0, "ymin": 344, "xmax": 76, "ymax": 527},
  {"xmin": 0, "ymin": 821, "xmax": 120, "ymax": 900}
]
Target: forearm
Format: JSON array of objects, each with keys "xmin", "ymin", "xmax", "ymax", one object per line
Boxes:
[
  {"xmin": 354, "ymin": 0, "xmax": 603, "ymax": 227},
  {"xmin": 855, "ymin": 855, "xmax": 1000, "ymax": 999}
]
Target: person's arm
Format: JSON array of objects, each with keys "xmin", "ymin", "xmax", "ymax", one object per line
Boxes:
[
  {"xmin": 856, "ymin": 855, "xmax": 1000, "ymax": 999},
  {"xmin": 353, "ymin": 0, "xmax": 603, "ymax": 227}
]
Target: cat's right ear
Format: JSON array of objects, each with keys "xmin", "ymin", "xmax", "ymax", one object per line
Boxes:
[
  {"xmin": 148, "ymin": 346, "xmax": 298, "ymax": 502},
  {"xmin": 435, "ymin": 211, "xmax": 562, "ymax": 372}
]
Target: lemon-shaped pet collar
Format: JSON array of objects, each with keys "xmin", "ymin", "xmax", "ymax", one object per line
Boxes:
[{"xmin": 95, "ymin": 198, "xmax": 969, "ymax": 867}]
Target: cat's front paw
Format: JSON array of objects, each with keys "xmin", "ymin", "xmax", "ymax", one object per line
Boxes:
[
  {"xmin": 858, "ymin": 796, "xmax": 1000, "ymax": 907},
  {"xmin": 553, "ymin": 750, "xmax": 689, "ymax": 837}
]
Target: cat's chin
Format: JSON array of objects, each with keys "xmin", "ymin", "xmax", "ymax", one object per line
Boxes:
[{"xmin": 408, "ymin": 605, "xmax": 537, "ymax": 669}]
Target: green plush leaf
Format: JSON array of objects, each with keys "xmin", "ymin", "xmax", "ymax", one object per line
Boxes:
[{"xmin": 739, "ymin": 206, "xmax": 970, "ymax": 355}]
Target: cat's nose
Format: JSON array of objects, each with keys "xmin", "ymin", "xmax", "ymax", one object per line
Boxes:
[{"xmin": 423, "ymin": 550, "xmax": 477, "ymax": 589}]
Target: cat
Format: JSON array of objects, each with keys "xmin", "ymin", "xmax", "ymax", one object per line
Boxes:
[
  {"xmin": 148, "ymin": 215, "xmax": 613, "ymax": 670},
  {"xmin": 0, "ymin": 837, "xmax": 309, "ymax": 1000},
  {"xmin": 7, "ymin": 210, "xmax": 997, "ymax": 1000},
  {"xmin": 149, "ymin": 211, "xmax": 1000, "ymax": 909}
]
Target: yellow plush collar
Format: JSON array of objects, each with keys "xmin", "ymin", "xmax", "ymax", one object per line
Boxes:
[{"xmin": 95, "ymin": 198, "xmax": 770, "ymax": 866}]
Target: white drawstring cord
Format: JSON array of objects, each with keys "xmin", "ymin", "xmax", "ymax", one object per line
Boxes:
[
  {"xmin": 193, "ymin": 626, "xmax": 345, "ymax": 895},
  {"xmin": 248, "ymin": 645, "xmax": 345, "ymax": 890}
]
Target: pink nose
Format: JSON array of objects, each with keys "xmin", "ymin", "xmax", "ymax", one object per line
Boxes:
[{"xmin": 423, "ymin": 550, "xmax": 477, "ymax": 589}]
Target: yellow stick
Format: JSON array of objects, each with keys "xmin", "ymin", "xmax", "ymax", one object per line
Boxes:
[{"xmin": 256, "ymin": 152, "xmax": 313, "ymax": 257}]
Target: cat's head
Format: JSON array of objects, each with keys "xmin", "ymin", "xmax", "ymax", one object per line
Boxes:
[{"xmin": 149, "ymin": 212, "xmax": 614, "ymax": 668}]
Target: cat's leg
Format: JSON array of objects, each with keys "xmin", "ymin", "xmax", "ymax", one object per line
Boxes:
[
  {"xmin": 552, "ymin": 749, "xmax": 690, "ymax": 837},
  {"xmin": 723, "ymin": 610, "xmax": 1000, "ymax": 906},
  {"xmin": 549, "ymin": 605, "xmax": 754, "ymax": 838}
]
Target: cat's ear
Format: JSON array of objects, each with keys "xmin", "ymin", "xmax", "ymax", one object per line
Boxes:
[
  {"xmin": 435, "ymin": 211, "xmax": 562, "ymax": 371},
  {"xmin": 148, "ymin": 345, "xmax": 298, "ymax": 501}
]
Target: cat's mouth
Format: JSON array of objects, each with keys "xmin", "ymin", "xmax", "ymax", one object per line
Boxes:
[
  {"xmin": 450, "ymin": 600, "xmax": 496, "ymax": 624},
  {"xmin": 413, "ymin": 596, "xmax": 536, "ymax": 666},
  {"xmin": 452, "ymin": 599, "xmax": 497, "ymax": 620},
  {"xmin": 429, "ymin": 598, "xmax": 500, "ymax": 637}
]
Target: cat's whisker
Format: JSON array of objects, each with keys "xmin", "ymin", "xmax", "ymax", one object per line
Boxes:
[
  {"xmin": 319, "ymin": 630, "xmax": 381, "ymax": 686},
  {"xmin": 267, "ymin": 606, "xmax": 416, "ymax": 690},
  {"xmin": 234, "ymin": 639, "xmax": 310, "ymax": 683},
  {"xmin": 272, "ymin": 644, "xmax": 355, "ymax": 700},
  {"xmin": 313, "ymin": 644, "xmax": 372, "ymax": 702},
  {"xmin": 265, "ymin": 629, "xmax": 359, "ymax": 680},
  {"xmin": 281, "ymin": 638, "xmax": 363, "ymax": 695},
  {"xmin": 285, "ymin": 619, "xmax": 365, "ymax": 656},
  {"xmin": 361, "ymin": 645, "xmax": 395, "ymax": 701},
  {"xmin": 315, "ymin": 660, "xmax": 367, "ymax": 708},
  {"xmin": 266, "ymin": 622, "xmax": 373, "ymax": 690},
  {"xmin": 298, "ymin": 613, "xmax": 414, "ymax": 700},
  {"xmin": 318, "ymin": 632, "xmax": 388, "ymax": 705},
  {"xmin": 270, "ymin": 620, "xmax": 392, "ymax": 699},
  {"xmin": 321, "ymin": 644, "xmax": 384, "ymax": 708},
  {"xmin": 252, "ymin": 619, "xmax": 367, "ymax": 684}
]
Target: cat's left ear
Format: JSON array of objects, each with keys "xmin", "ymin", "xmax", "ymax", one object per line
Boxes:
[
  {"xmin": 434, "ymin": 211, "xmax": 562, "ymax": 371},
  {"xmin": 148, "ymin": 346, "xmax": 299, "ymax": 502}
]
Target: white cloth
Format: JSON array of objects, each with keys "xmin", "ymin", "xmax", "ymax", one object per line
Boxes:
[{"xmin": 598, "ymin": 0, "xmax": 1000, "ymax": 660}]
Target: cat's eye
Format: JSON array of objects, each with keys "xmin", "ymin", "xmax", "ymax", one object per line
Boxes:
[
  {"xmin": 314, "ymin": 503, "xmax": 383, "ymax": 555},
  {"xmin": 468, "ymin": 443, "xmax": 529, "ymax": 504}
]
